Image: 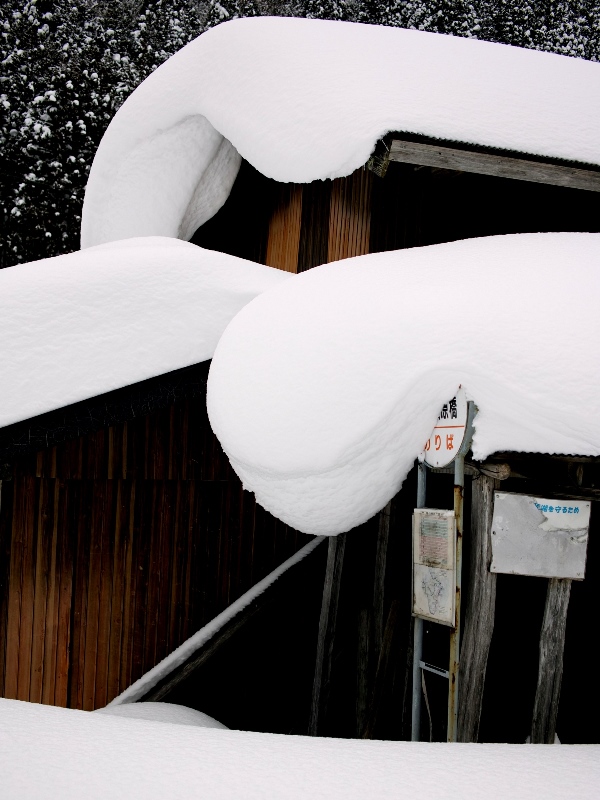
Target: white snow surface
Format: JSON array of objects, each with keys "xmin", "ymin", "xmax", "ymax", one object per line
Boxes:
[
  {"xmin": 208, "ymin": 233, "xmax": 600, "ymax": 536},
  {"xmin": 96, "ymin": 702, "xmax": 228, "ymax": 729},
  {"xmin": 0, "ymin": 237, "xmax": 290, "ymax": 429},
  {"xmin": 81, "ymin": 17, "xmax": 600, "ymax": 248},
  {"xmin": 1, "ymin": 699, "xmax": 598, "ymax": 800},
  {"xmin": 108, "ymin": 536, "xmax": 324, "ymax": 706}
]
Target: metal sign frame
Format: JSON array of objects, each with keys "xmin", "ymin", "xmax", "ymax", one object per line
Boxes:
[{"xmin": 411, "ymin": 399, "xmax": 477, "ymax": 743}]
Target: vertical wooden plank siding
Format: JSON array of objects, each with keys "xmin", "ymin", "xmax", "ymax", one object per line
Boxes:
[
  {"xmin": 265, "ymin": 184, "xmax": 303, "ymax": 273},
  {"xmin": 328, "ymin": 168, "xmax": 372, "ymax": 262},
  {"xmin": 0, "ymin": 396, "xmax": 311, "ymax": 710}
]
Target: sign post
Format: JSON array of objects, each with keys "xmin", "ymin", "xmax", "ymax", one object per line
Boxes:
[{"xmin": 411, "ymin": 387, "xmax": 476, "ymax": 743}]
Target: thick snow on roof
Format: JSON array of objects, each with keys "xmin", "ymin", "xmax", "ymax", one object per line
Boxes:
[
  {"xmin": 81, "ymin": 17, "xmax": 600, "ymax": 248},
  {"xmin": 208, "ymin": 233, "xmax": 600, "ymax": 536},
  {"xmin": 1, "ymin": 699, "xmax": 598, "ymax": 799},
  {"xmin": 0, "ymin": 237, "xmax": 289, "ymax": 430}
]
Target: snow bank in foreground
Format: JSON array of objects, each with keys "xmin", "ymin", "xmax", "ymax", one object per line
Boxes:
[
  {"xmin": 0, "ymin": 237, "xmax": 290, "ymax": 429},
  {"xmin": 96, "ymin": 702, "xmax": 228, "ymax": 729},
  {"xmin": 82, "ymin": 18, "xmax": 600, "ymax": 249},
  {"xmin": 1, "ymin": 700, "xmax": 598, "ymax": 800},
  {"xmin": 208, "ymin": 234, "xmax": 600, "ymax": 535}
]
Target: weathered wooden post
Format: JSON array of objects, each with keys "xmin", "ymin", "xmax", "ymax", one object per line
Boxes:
[
  {"xmin": 309, "ymin": 532, "xmax": 346, "ymax": 735},
  {"xmin": 357, "ymin": 501, "xmax": 391, "ymax": 736},
  {"xmin": 457, "ymin": 473, "xmax": 499, "ymax": 742},
  {"xmin": 530, "ymin": 577, "xmax": 572, "ymax": 743}
]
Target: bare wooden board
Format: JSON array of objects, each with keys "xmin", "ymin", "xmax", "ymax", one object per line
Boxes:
[
  {"xmin": 389, "ymin": 139, "xmax": 600, "ymax": 192},
  {"xmin": 309, "ymin": 533, "xmax": 346, "ymax": 736},
  {"xmin": 457, "ymin": 474, "xmax": 498, "ymax": 743},
  {"xmin": 531, "ymin": 577, "xmax": 572, "ymax": 744}
]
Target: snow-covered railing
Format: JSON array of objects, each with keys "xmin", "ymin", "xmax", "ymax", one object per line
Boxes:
[{"xmin": 108, "ymin": 535, "xmax": 325, "ymax": 706}]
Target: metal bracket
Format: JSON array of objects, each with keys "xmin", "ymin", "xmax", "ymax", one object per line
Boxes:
[{"xmin": 420, "ymin": 661, "xmax": 450, "ymax": 679}]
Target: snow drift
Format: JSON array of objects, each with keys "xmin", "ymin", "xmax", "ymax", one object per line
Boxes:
[
  {"xmin": 81, "ymin": 17, "xmax": 600, "ymax": 248},
  {"xmin": 1, "ymin": 699, "xmax": 599, "ymax": 799},
  {"xmin": 207, "ymin": 233, "xmax": 600, "ymax": 536},
  {"xmin": 96, "ymin": 702, "xmax": 228, "ymax": 729},
  {"xmin": 0, "ymin": 237, "xmax": 290, "ymax": 429}
]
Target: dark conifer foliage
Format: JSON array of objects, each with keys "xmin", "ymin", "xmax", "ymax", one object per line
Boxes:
[{"xmin": 1, "ymin": 0, "xmax": 599, "ymax": 267}]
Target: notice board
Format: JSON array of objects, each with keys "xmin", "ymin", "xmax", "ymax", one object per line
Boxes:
[{"xmin": 413, "ymin": 508, "xmax": 456, "ymax": 626}]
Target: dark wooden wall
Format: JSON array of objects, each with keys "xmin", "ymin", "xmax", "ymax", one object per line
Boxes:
[
  {"xmin": 0, "ymin": 394, "xmax": 311, "ymax": 710},
  {"xmin": 193, "ymin": 156, "xmax": 600, "ymax": 274}
]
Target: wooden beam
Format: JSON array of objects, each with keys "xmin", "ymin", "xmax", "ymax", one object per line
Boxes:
[
  {"xmin": 389, "ymin": 139, "xmax": 600, "ymax": 193},
  {"xmin": 309, "ymin": 533, "xmax": 346, "ymax": 736},
  {"xmin": 531, "ymin": 578, "xmax": 572, "ymax": 744},
  {"xmin": 457, "ymin": 474, "xmax": 499, "ymax": 742}
]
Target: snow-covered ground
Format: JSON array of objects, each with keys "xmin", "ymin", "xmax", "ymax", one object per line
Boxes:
[
  {"xmin": 1, "ymin": 698, "xmax": 598, "ymax": 799},
  {"xmin": 81, "ymin": 17, "xmax": 600, "ymax": 248},
  {"xmin": 208, "ymin": 233, "xmax": 600, "ymax": 535},
  {"xmin": 0, "ymin": 236, "xmax": 289, "ymax": 429}
]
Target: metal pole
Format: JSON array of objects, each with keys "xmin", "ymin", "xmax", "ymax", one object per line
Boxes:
[
  {"xmin": 447, "ymin": 401, "xmax": 476, "ymax": 742},
  {"xmin": 411, "ymin": 461, "xmax": 427, "ymax": 741},
  {"xmin": 447, "ymin": 450, "xmax": 464, "ymax": 742}
]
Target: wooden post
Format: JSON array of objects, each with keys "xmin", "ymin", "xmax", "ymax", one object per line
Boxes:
[
  {"xmin": 530, "ymin": 578, "xmax": 572, "ymax": 744},
  {"xmin": 361, "ymin": 600, "xmax": 400, "ymax": 739},
  {"xmin": 457, "ymin": 474, "xmax": 498, "ymax": 742},
  {"xmin": 356, "ymin": 608, "xmax": 371, "ymax": 735},
  {"xmin": 373, "ymin": 501, "xmax": 391, "ymax": 658},
  {"xmin": 357, "ymin": 501, "xmax": 391, "ymax": 735},
  {"xmin": 309, "ymin": 533, "xmax": 346, "ymax": 735}
]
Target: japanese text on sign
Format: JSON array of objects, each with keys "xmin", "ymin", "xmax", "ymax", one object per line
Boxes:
[{"xmin": 420, "ymin": 386, "xmax": 467, "ymax": 469}]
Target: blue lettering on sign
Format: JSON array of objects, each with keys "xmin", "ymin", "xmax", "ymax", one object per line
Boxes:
[{"xmin": 535, "ymin": 502, "xmax": 580, "ymax": 514}]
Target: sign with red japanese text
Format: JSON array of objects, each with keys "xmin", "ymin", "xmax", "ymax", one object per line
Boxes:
[
  {"xmin": 420, "ymin": 386, "xmax": 467, "ymax": 468},
  {"xmin": 413, "ymin": 508, "xmax": 456, "ymax": 626}
]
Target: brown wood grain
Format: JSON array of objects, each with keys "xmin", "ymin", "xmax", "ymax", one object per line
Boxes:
[
  {"xmin": 328, "ymin": 168, "xmax": 372, "ymax": 262},
  {"xmin": 55, "ymin": 483, "xmax": 72, "ymax": 706},
  {"xmin": 0, "ymin": 395, "xmax": 309, "ymax": 710},
  {"xmin": 265, "ymin": 184, "xmax": 303, "ymax": 273},
  {"xmin": 30, "ymin": 479, "xmax": 49, "ymax": 703},
  {"xmin": 0, "ymin": 481, "xmax": 14, "ymax": 697},
  {"xmin": 15, "ymin": 477, "xmax": 37, "ymax": 700},
  {"xmin": 41, "ymin": 480, "xmax": 61, "ymax": 705},
  {"xmin": 106, "ymin": 480, "xmax": 126, "ymax": 702}
]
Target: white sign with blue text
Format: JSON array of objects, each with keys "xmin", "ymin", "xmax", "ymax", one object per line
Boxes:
[{"xmin": 490, "ymin": 492, "xmax": 591, "ymax": 579}]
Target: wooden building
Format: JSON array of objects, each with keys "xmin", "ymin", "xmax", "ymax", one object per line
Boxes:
[{"xmin": 1, "ymin": 134, "xmax": 599, "ymax": 743}]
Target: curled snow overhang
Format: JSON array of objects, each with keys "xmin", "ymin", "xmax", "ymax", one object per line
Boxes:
[
  {"xmin": 81, "ymin": 17, "xmax": 600, "ymax": 249},
  {"xmin": 207, "ymin": 233, "xmax": 600, "ymax": 536},
  {"xmin": 0, "ymin": 237, "xmax": 290, "ymax": 430}
]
